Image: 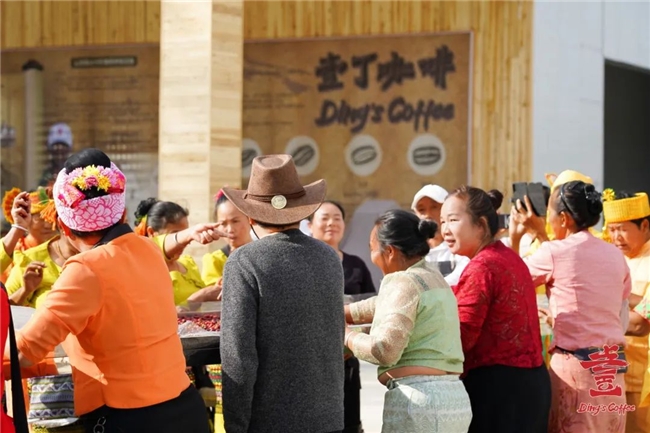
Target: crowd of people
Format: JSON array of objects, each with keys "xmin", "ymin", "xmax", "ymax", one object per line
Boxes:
[{"xmin": 0, "ymin": 148, "xmax": 649, "ymax": 433}]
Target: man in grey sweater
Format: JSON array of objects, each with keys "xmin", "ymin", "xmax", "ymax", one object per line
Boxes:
[{"xmin": 222, "ymin": 154, "xmax": 345, "ymax": 433}]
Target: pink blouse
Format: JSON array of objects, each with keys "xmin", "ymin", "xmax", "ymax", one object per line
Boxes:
[{"xmin": 525, "ymin": 231, "xmax": 631, "ymax": 351}]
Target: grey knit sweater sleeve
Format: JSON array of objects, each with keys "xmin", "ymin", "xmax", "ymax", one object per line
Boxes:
[{"xmin": 220, "ymin": 257, "xmax": 259, "ymax": 433}]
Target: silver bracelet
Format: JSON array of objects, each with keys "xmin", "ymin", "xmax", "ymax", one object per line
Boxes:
[
  {"xmin": 174, "ymin": 232, "xmax": 179, "ymax": 245},
  {"xmin": 11, "ymin": 224, "xmax": 29, "ymax": 234}
]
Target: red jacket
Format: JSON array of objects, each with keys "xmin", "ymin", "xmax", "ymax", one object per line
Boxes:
[
  {"xmin": 453, "ymin": 241, "xmax": 544, "ymax": 375},
  {"xmin": 1, "ymin": 288, "xmax": 16, "ymax": 433}
]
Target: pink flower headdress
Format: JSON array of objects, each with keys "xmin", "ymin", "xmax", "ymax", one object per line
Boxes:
[{"xmin": 53, "ymin": 162, "xmax": 127, "ymax": 232}]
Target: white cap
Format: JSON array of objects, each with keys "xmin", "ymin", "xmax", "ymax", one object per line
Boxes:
[
  {"xmin": 47, "ymin": 123, "xmax": 73, "ymax": 149},
  {"xmin": 411, "ymin": 184, "xmax": 449, "ymax": 210}
]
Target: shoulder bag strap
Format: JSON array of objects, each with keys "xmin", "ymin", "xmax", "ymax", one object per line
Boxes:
[{"xmin": 1, "ymin": 282, "xmax": 29, "ymax": 433}]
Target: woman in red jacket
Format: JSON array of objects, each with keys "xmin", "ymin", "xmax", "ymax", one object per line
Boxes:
[{"xmin": 440, "ymin": 185, "xmax": 551, "ymax": 433}]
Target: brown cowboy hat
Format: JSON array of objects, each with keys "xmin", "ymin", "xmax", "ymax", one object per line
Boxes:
[{"xmin": 222, "ymin": 154, "xmax": 327, "ymax": 225}]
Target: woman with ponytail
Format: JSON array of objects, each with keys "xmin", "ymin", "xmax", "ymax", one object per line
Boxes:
[
  {"xmin": 344, "ymin": 209, "xmax": 472, "ymax": 433},
  {"xmin": 511, "ymin": 181, "xmax": 631, "ymax": 433},
  {"xmin": 440, "ymin": 186, "xmax": 550, "ymax": 433}
]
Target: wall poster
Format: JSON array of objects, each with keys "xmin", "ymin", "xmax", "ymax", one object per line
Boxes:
[
  {"xmin": 1, "ymin": 45, "xmax": 159, "ymax": 228},
  {"xmin": 243, "ymin": 32, "xmax": 471, "ymax": 216}
]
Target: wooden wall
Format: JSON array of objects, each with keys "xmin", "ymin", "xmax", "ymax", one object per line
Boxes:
[
  {"xmin": 1, "ymin": 0, "xmax": 533, "ymax": 200},
  {"xmin": 0, "ymin": 0, "xmax": 160, "ymax": 49},
  {"xmin": 243, "ymin": 0, "xmax": 534, "ymax": 194}
]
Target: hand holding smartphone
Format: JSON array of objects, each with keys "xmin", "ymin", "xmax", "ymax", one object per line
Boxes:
[
  {"xmin": 511, "ymin": 182, "xmax": 548, "ymax": 216},
  {"xmin": 11, "ymin": 191, "xmax": 32, "ymax": 229}
]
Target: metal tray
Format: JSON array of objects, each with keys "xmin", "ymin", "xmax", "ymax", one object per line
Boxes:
[{"xmin": 177, "ymin": 301, "xmax": 222, "ymax": 318}]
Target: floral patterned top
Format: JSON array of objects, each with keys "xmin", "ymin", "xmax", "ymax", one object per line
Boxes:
[{"xmin": 348, "ymin": 260, "xmax": 464, "ymax": 377}]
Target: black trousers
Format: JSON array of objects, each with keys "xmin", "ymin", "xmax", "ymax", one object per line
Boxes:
[
  {"xmin": 79, "ymin": 385, "xmax": 210, "ymax": 433},
  {"xmin": 463, "ymin": 363, "xmax": 551, "ymax": 433},
  {"xmin": 343, "ymin": 357, "xmax": 362, "ymax": 433}
]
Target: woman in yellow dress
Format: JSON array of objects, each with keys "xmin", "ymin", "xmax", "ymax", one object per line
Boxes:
[
  {"xmin": 1, "ymin": 187, "xmax": 58, "ymax": 283},
  {"xmin": 134, "ymin": 198, "xmax": 219, "ymax": 305},
  {"xmin": 5, "ymin": 201, "xmax": 78, "ymax": 308},
  {"xmin": 201, "ymin": 190, "xmax": 253, "ymax": 292}
]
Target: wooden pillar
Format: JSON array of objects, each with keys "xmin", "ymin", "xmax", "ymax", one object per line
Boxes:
[
  {"xmin": 23, "ymin": 62, "xmax": 44, "ymax": 191},
  {"xmin": 159, "ymin": 0, "xmax": 243, "ymax": 258}
]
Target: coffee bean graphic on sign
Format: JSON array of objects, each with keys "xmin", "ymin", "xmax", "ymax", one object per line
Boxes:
[
  {"xmin": 242, "ymin": 138, "xmax": 263, "ymax": 179},
  {"xmin": 407, "ymin": 134, "xmax": 446, "ymax": 176},
  {"xmin": 285, "ymin": 136, "xmax": 320, "ymax": 176},
  {"xmin": 351, "ymin": 145, "xmax": 378, "ymax": 166},
  {"xmin": 413, "ymin": 146, "xmax": 442, "ymax": 166},
  {"xmin": 345, "ymin": 135, "xmax": 382, "ymax": 177},
  {"xmin": 292, "ymin": 144, "xmax": 316, "ymax": 167}
]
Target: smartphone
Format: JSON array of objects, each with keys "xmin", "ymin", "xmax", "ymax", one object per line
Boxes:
[
  {"xmin": 511, "ymin": 182, "xmax": 548, "ymax": 217},
  {"xmin": 526, "ymin": 183, "xmax": 548, "ymax": 217},
  {"xmin": 512, "ymin": 182, "xmax": 529, "ymax": 211},
  {"xmin": 497, "ymin": 214, "xmax": 509, "ymax": 230}
]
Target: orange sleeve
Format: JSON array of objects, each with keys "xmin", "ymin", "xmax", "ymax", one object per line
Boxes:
[
  {"xmin": 2, "ymin": 360, "xmax": 58, "ymax": 379},
  {"xmin": 16, "ymin": 258, "xmax": 103, "ymax": 364}
]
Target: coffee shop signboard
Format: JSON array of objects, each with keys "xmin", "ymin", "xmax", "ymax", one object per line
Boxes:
[{"xmin": 242, "ymin": 32, "xmax": 471, "ymax": 215}]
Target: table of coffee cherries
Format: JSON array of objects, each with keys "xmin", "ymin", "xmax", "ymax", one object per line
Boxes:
[{"xmin": 176, "ymin": 302, "xmax": 222, "ymax": 337}]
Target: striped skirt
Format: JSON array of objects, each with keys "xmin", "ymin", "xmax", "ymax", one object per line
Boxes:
[{"xmin": 382, "ymin": 375, "xmax": 472, "ymax": 433}]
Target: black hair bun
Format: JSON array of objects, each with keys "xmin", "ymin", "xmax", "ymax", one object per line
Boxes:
[
  {"xmin": 418, "ymin": 219, "xmax": 438, "ymax": 240},
  {"xmin": 486, "ymin": 189, "xmax": 504, "ymax": 210},
  {"xmin": 134, "ymin": 197, "xmax": 158, "ymax": 223},
  {"xmin": 583, "ymin": 184, "xmax": 603, "ymax": 216}
]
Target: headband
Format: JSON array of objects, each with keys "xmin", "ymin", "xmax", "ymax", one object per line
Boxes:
[{"xmin": 54, "ymin": 162, "xmax": 126, "ymax": 232}]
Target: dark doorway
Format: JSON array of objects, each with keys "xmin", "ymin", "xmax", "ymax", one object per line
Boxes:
[{"xmin": 604, "ymin": 60, "xmax": 650, "ymax": 194}]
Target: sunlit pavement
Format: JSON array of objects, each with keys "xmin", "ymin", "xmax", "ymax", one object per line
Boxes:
[{"xmin": 359, "ymin": 360, "xmax": 386, "ymax": 433}]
